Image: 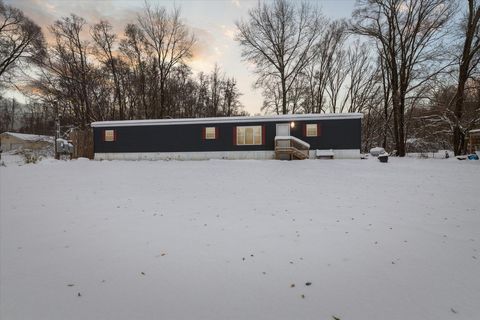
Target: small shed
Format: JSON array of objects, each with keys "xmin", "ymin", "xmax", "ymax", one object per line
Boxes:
[{"xmin": 0, "ymin": 132, "xmax": 54, "ymax": 152}]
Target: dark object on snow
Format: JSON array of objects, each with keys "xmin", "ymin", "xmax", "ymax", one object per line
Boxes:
[
  {"xmin": 445, "ymin": 151, "xmax": 449, "ymax": 159},
  {"xmin": 305, "ymin": 282, "xmax": 312, "ymax": 286},
  {"xmin": 456, "ymin": 155, "xmax": 467, "ymax": 160},
  {"xmin": 378, "ymin": 154, "xmax": 389, "ymax": 163},
  {"xmin": 468, "ymin": 153, "xmax": 479, "ymax": 160},
  {"xmin": 77, "ymin": 292, "xmax": 81, "ymax": 297}
]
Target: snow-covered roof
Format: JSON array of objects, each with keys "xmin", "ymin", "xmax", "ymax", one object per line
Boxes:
[
  {"xmin": 0, "ymin": 132, "xmax": 54, "ymax": 143},
  {"xmin": 469, "ymin": 129, "xmax": 480, "ymax": 134},
  {"xmin": 91, "ymin": 113, "xmax": 363, "ymax": 128}
]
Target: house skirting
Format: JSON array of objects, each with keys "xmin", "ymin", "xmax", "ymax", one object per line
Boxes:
[{"xmin": 94, "ymin": 149, "xmax": 361, "ymax": 161}]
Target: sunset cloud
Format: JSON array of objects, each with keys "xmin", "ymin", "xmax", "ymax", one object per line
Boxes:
[
  {"xmin": 220, "ymin": 24, "xmax": 237, "ymax": 40},
  {"xmin": 6, "ymin": 0, "xmax": 138, "ymax": 42},
  {"xmin": 231, "ymin": 0, "xmax": 241, "ymax": 8},
  {"xmin": 189, "ymin": 27, "xmax": 221, "ymax": 72}
]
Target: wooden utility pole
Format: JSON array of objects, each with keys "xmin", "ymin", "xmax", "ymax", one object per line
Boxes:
[{"xmin": 11, "ymin": 97, "xmax": 15, "ymax": 131}]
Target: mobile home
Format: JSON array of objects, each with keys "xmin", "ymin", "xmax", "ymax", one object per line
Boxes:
[{"xmin": 91, "ymin": 113, "xmax": 362, "ymax": 160}]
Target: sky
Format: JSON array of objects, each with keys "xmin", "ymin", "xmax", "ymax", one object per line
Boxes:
[{"xmin": 5, "ymin": 0, "xmax": 356, "ymax": 115}]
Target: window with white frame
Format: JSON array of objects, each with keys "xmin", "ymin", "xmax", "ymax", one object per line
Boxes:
[
  {"xmin": 104, "ymin": 129, "xmax": 116, "ymax": 142},
  {"xmin": 236, "ymin": 126, "xmax": 262, "ymax": 145},
  {"xmin": 306, "ymin": 124, "xmax": 318, "ymax": 137},
  {"xmin": 205, "ymin": 127, "xmax": 216, "ymax": 139}
]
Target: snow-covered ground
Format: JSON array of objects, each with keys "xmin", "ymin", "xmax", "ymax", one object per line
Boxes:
[{"xmin": 1, "ymin": 157, "xmax": 479, "ymax": 320}]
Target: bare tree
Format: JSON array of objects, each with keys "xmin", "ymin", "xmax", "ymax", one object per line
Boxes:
[
  {"xmin": 344, "ymin": 41, "xmax": 381, "ymax": 114},
  {"xmin": 137, "ymin": 3, "xmax": 196, "ymax": 118},
  {"xmin": 24, "ymin": 5, "xmax": 244, "ymax": 126},
  {"xmin": 0, "ymin": 0, "xmax": 45, "ymax": 86},
  {"xmin": 120, "ymin": 23, "xmax": 152, "ymax": 119},
  {"xmin": 303, "ymin": 20, "xmax": 346, "ymax": 114},
  {"xmin": 91, "ymin": 20, "xmax": 125, "ymax": 120},
  {"xmin": 451, "ymin": 0, "xmax": 480, "ymax": 155},
  {"xmin": 221, "ymin": 77, "xmax": 243, "ymax": 117},
  {"xmin": 261, "ymin": 81, "xmax": 282, "ymax": 115},
  {"xmin": 208, "ymin": 63, "xmax": 222, "ymax": 117},
  {"xmin": 55, "ymin": 14, "xmax": 93, "ymax": 126},
  {"xmin": 0, "ymin": 96, "xmax": 14, "ymax": 131},
  {"xmin": 326, "ymin": 47, "xmax": 348, "ymax": 113},
  {"xmin": 195, "ymin": 72, "xmax": 210, "ymax": 117},
  {"xmin": 33, "ymin": 14, "xmax": 96, "ymax": 128},
  {"xmin": 352, "ymin": 0, "xmax": 455, "ymax": 156},
  {"xmin": 378, "ymin": 52, "xmax": 394, "ymax": 149},
  {"xmin": 236, "ymin": 0, "xmax": 322, "ymax": 114}
]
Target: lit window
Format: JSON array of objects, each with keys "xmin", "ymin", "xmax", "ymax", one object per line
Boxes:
[
  {"xmin": 306, "ymin": 124, "xmax": 318, "ymax": 137},
  {"xmin": 205, "ymin": 127, "xmax": 216, "ymax": 139},
  {"xmin": 237, "ymin": 126, "xmax": 262, "ymax": 145},
  {"xmin": 104, "ymin": 129, "xmax": 116, "ymax": 142}
]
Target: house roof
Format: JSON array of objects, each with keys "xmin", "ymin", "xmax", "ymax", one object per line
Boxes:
[
  {"xmin": 469, "ymin": 129, "xmax": 480, "ymax": 134},
  {"xmin": 0, "ymin": 132, "xmax": 54, "ymax": 143},
  {"xmin": 91, "ymin": 113, "xmax": 363, "ymax": 128}
]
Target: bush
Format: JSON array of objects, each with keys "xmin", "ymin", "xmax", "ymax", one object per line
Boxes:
[{"xmin": 22, "ymin": 151, "xmax": 40, "ymax": 164}]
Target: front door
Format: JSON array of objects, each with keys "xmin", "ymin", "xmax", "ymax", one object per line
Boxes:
[
  {"xmin": 276, "ymin": 123, "xmax": 290, "ymax": 136},
  {"xmin": 276, "ymin": 123, "xmax": 291, "ymax": 151}
]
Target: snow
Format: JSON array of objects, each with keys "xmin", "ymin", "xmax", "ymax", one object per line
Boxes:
[
  {"xmin": 91, "ymin": 113, "xmax": 363, "ymax": 128},
  {"xmin": 0, "ymin": 152, "xmax": 26, "ymax": 166},
  {"xmin": 1, "ymin": 158, "xmax": 479, "ymax": 320},
  {"xmin": 274, "ymin": 135, "xmax": 310, "ymax": 148},
  {"xmin": 370, "ymin": 147, "xmax": 385, "ymax": 156}
]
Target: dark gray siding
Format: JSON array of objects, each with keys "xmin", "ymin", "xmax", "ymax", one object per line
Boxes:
[{"xmin": 93, "ymin": 118, "xmax": 361, "ymax": 153}]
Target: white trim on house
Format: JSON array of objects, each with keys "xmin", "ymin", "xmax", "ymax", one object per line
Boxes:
[
  {"xmin": 94, "ymin": 149, "xmax": 361, "ymax": 161},
  {"xmin": 91, "ymin": 113, "xmax": 363, "ymax": 128},
  {"xmin": 95, "ymin": 151, "xmax": 276, "ymax": 161}
]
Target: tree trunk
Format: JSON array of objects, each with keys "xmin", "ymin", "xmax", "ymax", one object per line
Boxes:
[
  {"xmin": 281, "ymin": 76, "xmax": 287, "ymax": 114},
  {"xmin": 397, "ymin": 101, "xmax": 406, "ymax": 156},
  {"xmin": 452, "ymin": 0, "xmax": 480, "ymax": 155},
  {"xmin": 453, "ymin": 52, "xmax": 470, "ymax": 155}
]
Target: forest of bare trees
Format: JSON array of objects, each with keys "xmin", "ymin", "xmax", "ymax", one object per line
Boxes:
[
  {"xmin": 0, "ymin": 0, "xmax": 245, "ymax": 134},
  {"xmin": 1, "ymin": 0, "xmax": 479, "ymax": 155},
  {"xmin": 236, "ymin": 0, "xmax": 479, "ymax": 155}
]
